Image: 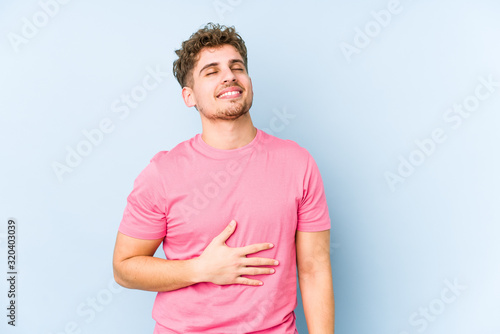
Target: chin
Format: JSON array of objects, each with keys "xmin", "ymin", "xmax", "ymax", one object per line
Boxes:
[
  {"xmin": 218, "ymin": 101, "xmax": 251, "ymax": 119},
  {"xmin": 199, "ymin": 99, "xmax": 253, "ymax": 121}
]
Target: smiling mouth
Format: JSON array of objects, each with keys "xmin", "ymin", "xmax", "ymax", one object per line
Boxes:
[{"xmin": 217, "ymin": 87, "xmax": 243, "ymax": 99}]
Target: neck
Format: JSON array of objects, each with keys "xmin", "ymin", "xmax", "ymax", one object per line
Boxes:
[{"xmin": 200, "ymin": 113, "xmax": 257, "ymax": 150}]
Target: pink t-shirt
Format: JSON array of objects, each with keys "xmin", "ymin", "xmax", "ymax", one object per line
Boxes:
[{"xmin": 119, "ymin": 128, "xmax": 331, "ymax": 334}]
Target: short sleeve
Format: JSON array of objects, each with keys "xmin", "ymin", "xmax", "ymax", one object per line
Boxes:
[
  {"xmin": 118, "ymin": 152, "xmax": 168, "ymax": 239},
  {"xmin": 297, "ymin": 151, "xmax": 331, "ymax": 232}
]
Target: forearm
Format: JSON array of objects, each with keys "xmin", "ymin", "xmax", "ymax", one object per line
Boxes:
[
  {"xmin": 114, "ymin": 255, "xmax": 202, "ymax": 292},
  {"xmin": 298, "ymin": 270, "xmax": 335, "ymax": 334},
  {"xmin": 113, "ymin": 221, "xmax": 278, "ymax": 292}
]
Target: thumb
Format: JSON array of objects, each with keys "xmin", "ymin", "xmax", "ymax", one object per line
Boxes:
[{"xmin": 216, "ymin": 219, "xmax": 236, "ymax": 244}]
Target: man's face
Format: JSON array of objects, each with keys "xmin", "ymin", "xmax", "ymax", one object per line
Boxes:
[{"xmin": 182, "ymin": 44, "xmax": 253, "ymax": 121}]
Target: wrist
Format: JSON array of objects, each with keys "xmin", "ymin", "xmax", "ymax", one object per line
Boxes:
[{"xmin": 188, "ymin": 256, "xmax": 206, "ymax": 284}]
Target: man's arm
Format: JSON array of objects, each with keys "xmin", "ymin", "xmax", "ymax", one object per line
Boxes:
[
  {"xmin": 296, "ymin": 229, "xmax": 335, "ymax": 334},
  {"xmin": 113, "ymin": 220, "xmax": 279, "ymax": 292}
]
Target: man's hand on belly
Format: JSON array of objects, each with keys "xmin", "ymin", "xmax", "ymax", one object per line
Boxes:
[{"xmin": 191, "ymin": 219, "xmax": 279, "ymax": 286}]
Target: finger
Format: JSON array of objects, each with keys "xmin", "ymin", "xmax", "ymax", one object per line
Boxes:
[
  {"xmin": 215, "ymin": 220, "xmax": 237, "ymax": 244},
  {"xmin": 239, "ymin": 242, "xmax": 274, "ymax": 255},
  {"xmin": 234, "ymin": 276, "xmax": 264, "ymax": 286},
  {"xmin": 239, "ymin": 267, "xmax": 276, "ymax": 276},
  {"xmin": 241, "ymin": 257, "xmax": 279, "ymax": 267}
]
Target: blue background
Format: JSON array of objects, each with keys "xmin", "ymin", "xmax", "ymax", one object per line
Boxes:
[{"xmin": 1, "ymin": 0, "xmax": 499, "ymax": 333}]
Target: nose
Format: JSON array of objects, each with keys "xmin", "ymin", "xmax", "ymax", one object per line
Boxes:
[{"xmin": 221, "ymin": 67, "xmax": 237, "ymax": 83}]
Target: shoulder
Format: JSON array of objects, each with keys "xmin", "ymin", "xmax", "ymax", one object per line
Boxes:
[
  {"xmin": 148, "ymin": 134, "xmax": 197, "ymax": 166},
  {"xmin": 259, "ymin": 129, "xmax": 311, "ymax": 161}
]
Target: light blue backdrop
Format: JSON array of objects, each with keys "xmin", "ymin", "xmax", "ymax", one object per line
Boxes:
[{"xmin": 1, "ymin": 0, "xmax": 499, "ymax": 333}]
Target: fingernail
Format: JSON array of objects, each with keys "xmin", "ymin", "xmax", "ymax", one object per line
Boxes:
[
  {"xmin": 270, "ymin": 269, "xmax": 275, "ymax": 273},
  {"xmin": 229, "ymin": 220, "xmax": 235, "ymax": 227},
  {"xmin": 274, "ymin": 260, "xmax": 279, "ymax": 265},
  {"xmin": 269, "ymin": 243, "xmax": 274, "ymax": 248}
]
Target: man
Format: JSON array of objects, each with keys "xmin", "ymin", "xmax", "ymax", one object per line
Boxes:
[{"xmin": 113, "ymin": 23, "xmax": 334, "ymax": 334}]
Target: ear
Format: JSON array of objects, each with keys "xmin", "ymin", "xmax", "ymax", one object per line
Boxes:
[{"xmin": 182, "ymin": 87, "xmax": 196, "ymax": 108}]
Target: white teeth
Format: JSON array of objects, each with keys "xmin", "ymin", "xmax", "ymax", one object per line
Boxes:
[{"xmin": 219, "ymin": 91, "xmax": 240, "ymax": 98}]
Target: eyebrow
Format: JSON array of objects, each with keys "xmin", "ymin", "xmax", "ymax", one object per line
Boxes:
[{"xmin": 198, "ymin": 59, "xmax": 245, "ymax": 76}]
